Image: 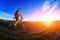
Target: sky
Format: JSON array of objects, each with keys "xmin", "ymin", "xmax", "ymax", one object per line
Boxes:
[{"xmin": 0, "ymin": 0, "xmax": 60, "ymax": 21}]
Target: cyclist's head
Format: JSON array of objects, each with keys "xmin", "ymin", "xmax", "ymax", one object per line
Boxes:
[
  {"xmin": 17, "ymin": 8, "xmax": 21, "ymax": 12},
  {"xmin": 18, "ymin": 8, "xmax": 21, "ymax": 10}
]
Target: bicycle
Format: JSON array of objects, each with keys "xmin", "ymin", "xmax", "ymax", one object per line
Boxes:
[
  {"xmin": 12, "ymin": 17, "xmax": 30, "ymax": 33},
  {"xmin": 16, "ymin": 19, "xmax": 30, "ymax": 33}
]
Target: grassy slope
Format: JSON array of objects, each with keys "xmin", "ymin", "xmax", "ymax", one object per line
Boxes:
[{"xmin": 0, "ymin": 19, "xmax": 60, "ymax": 40}]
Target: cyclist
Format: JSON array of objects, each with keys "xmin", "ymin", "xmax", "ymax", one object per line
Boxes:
[{"xmin": 14, "ymin": 8, "xmax": 23, "ymax": 26}]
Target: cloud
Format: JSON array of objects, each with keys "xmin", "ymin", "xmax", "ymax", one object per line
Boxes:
[
  {"xmin": 26, "ymin": 0, "xmax": 60, "ymax": 21},
  {"xmin": 42, "ymin": 0, "xmax": 51, "ymax": 13},
  {"xmin": 0, "ymin": 11, "xmax": 13, "ymax": 20}
]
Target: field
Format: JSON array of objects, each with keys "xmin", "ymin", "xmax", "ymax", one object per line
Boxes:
[{"xmin": 0, "ymin": 19, "xmax": 60, "ymax": 40}]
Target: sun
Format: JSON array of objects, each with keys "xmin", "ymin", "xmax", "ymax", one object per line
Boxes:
[
  {"xmin": 41, "ymin": 13, "xmax": 57, "ymax": 22},
  {"xmin": 40, "ymin": 13, "xmax": 57, "ymax": 26}
]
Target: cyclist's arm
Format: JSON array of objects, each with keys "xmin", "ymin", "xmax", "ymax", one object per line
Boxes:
[{"xmin": 19, "ymin": 13, "xmax": 23, "ymax": 19}]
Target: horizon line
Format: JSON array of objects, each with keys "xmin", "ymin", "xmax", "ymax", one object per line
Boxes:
[{"xmin": 0, "ymin": 18, "xmax": 60, "ymax": 22}]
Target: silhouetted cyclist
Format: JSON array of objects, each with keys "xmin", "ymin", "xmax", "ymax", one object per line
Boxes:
[{"xmin": 14, "ymin": 8, "xmax": 23, "ymax": 26}]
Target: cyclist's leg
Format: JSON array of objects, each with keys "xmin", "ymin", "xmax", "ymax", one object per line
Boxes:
[{"xmin": 14, "ymin": 18, "xmax": 20, "ymax": 26}]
